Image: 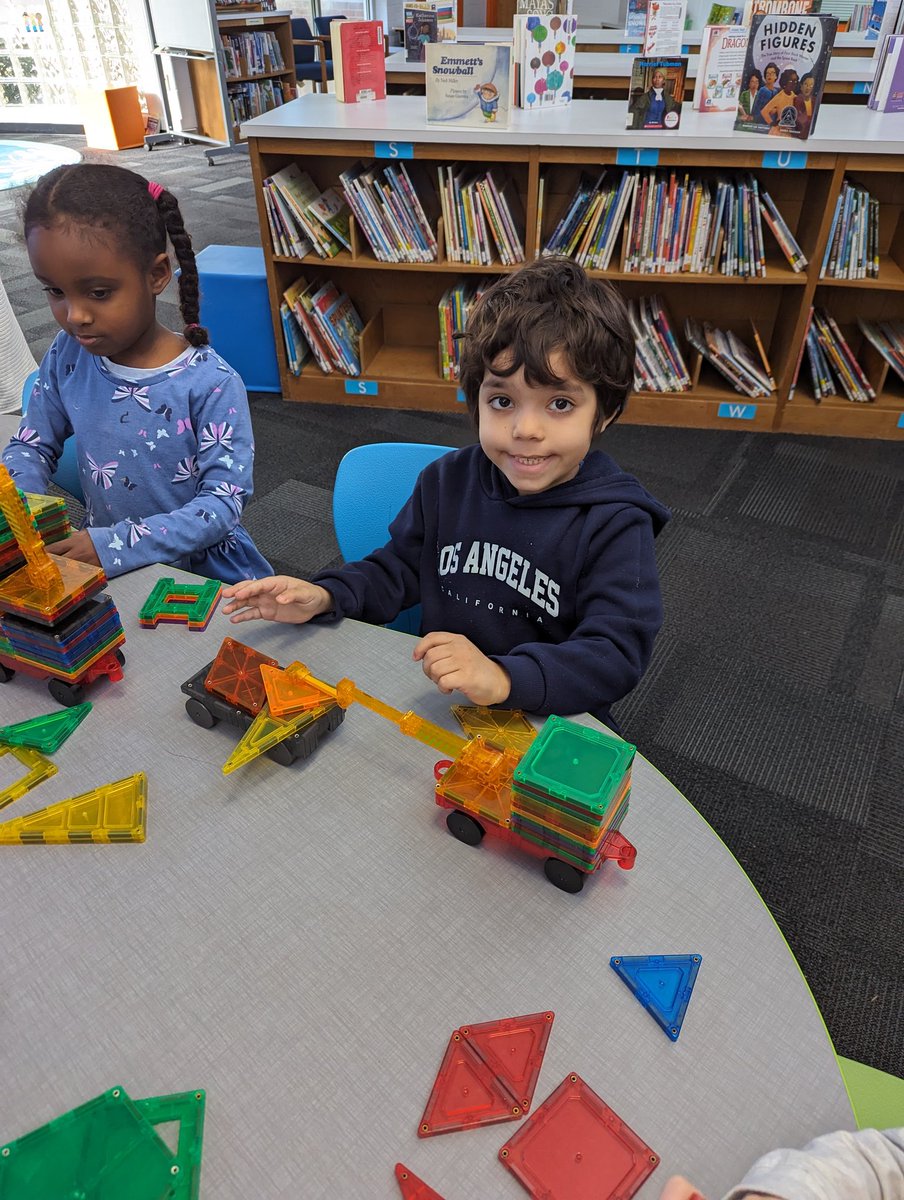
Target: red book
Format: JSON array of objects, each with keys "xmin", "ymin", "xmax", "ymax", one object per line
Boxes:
[{"xmin": 332, "ymin": 20, "xmax": 386, "ymax": 103}]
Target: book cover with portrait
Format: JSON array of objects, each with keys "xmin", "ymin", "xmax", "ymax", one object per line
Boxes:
[
  {"xmin": 733, "ymin": 12, "xmax": 838, "ymax": 137},
  {"xmin": 626, "ymin": 56, "xmax": 688, "ymax": 128}
]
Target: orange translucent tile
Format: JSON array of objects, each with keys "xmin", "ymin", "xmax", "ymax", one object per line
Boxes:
[
  {"xmin": 452, "ymin": 706, "xmax": 538, "ymax": 754},
  {"xmin": 260, "ymin": 662, "xmax": 332, "ymax": 717},
  {"xmin": 0, "ymin": 772, "xmax": 147, "ymax": 844},
  {"xmin": 203, "ymin": 637, "xmax": 278, "ymax": 715},
  {"xmin": 435, "ymin": 736, "xmax": 519, "ymax": 827},
  {"xmin": 0, "ymin": 556, "xmax": 107, "ymax": 624}
]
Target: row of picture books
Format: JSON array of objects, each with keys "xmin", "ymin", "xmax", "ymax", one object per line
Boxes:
[
  {"xmin": 226, "ymin": 78, "xmax": 286, "ymax": 126},
  {"xmin": 791, "ymin": 311, "xmax": 904, "ymax": 402},
  {"xmin": 820, "ymin": 180, "xmax": 881, "ymax": 280},
  {"xmin": 262, "ymin": 161, "xmax": 817, "ymax": 276},
  {"xmin": 277, "ymin": 268, "xmax": 904, "ymax": 407},
  {"xmin": 219, "ymin": 30, "xmax": 285, "ymax": 79},
  {"xmin": 540, "ymin": 168, "xmax": 807, "ymax": 276}
]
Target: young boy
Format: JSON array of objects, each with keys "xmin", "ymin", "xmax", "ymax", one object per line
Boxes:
[{"xmin": 223, "ymin": 258, "xmax": 670, "ymax": 729}]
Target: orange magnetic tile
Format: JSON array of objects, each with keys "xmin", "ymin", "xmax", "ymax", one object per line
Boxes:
[
  {"xmin": 452, "ymin": 705, "xmax": 538, "ymax": 754},
  {"xmin": 418, "ymin": 1031, "xmax": 522, "ymax": 1138},
  {"xmin": 261, "ymin": 662, "xmax": 331, "ymax": 717},
  {"xmin": 0, "ymin": 556, "xmax": 107, "ymax": 624},
  {"xmin": 203, "ymin": 637, "xmax": 279, "ymax": 715},
  {"xmin": 460, "ymin": 1012, "xmax": 554, "ymax": 1113}
]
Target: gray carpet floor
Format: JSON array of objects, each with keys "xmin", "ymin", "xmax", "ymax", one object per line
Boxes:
[{"xmin": 3, "ymin": 132, "xmax": 902, "ymax": 1080}]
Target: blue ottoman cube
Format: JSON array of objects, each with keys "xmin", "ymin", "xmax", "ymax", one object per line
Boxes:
[{"xmin": 196, "ymin": 245, "xmax": 280, "ymax": 393}]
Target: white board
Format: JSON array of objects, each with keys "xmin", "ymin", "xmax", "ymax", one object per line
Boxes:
[{"xmin": 147, "ymin": 0, "xmax": 215, "ymax": 53}]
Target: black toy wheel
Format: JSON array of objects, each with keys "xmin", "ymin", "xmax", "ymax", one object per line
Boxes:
[
  {"xmin": 266, "ymin": 740, "xmax": 295, "ymax": 767},
  {"xmin": 48, "ymin": 678, "xmax": 86, "ymax": 707},
  {"xmin": 446, "ymin": 810, "xmax": 485, "ymax": 846},
  {"xmin": 185, "ymin": 698, "xmax": 217, "ymax": 728},
  {"xmin": 114, "ymin": 649, "xmax": 126, "ymax": 666},
  {"xmin": 0, "ymin": 663, "xmax": 14, "ymax": 683},
  {"xmin": 544, "ymin": 858, "xmax": 585, "ymax": 894}
]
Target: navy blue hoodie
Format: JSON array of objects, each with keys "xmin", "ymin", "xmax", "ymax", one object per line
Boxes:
[{"xmin": 315, "ymin": 444, "xmax": 670, "ymax": 728}]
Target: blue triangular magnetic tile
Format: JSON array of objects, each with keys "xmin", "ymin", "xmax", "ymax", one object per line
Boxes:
[{"xmin": 610, "ymin": 954, "xmax": 702, "ymax": 1041}]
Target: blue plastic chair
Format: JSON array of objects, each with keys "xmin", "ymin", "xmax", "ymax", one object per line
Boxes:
[
  {"xmin": 21, "ymin": 369, "xmax": 84, "ymax": 502},
  {"xmin": 292, "ymin": 17, "xmax": 332, "ymax": 92},
  {"xmin": 332, "ymin": 442, "xmax": 453, "ymax": 635}
]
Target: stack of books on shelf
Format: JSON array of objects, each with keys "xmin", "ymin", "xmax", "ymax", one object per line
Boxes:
[
  {"xmin": 220, "ymin": 30, "xmax": 284, "ymax": 77},
  {"xmin": 869, "ymin": 33, "xmax": 904, "ymax": 111},
  {"xmin": 281, "ymin": 275, "xmax": 365, "ymax": 377},
  {"xmin": 263, "ymin": 165, "xmax": 351, "ymax": 259},
  {"xmin": 684, "ymin": 318, "xmax": 775, "ymax": 397},
  {"xmin": 794, "ymin": 309, "xmax": 876, "ymax": 403},
  {"xmin": 819, "ymin": 181, "xmax": 881, "ymax": 280},
  {"xmin": 339, "ymin": 161, "xmax": 438, "ymax": 263},
  {"xmin": 858, "ymin": 319, "xmax": 904, "ymax": 385},
  {"xmin": 228, "ymin": 79, "xmax": 285, "ymax": 126},
  {"xmin": 216, "ymin": 0, "xmax": 275, "ymax": 10},
  {"xmin": 438, "ymin": 278, "xmax": 491, "ymax": 380},
  {"xmin": 543, "ymin": 169, "xmax": 805, "ymax": 276},
  {"xmin": 629, "ymin": 296, "xmax": 691, "ymax": 393},
  {"xmin": 437, "ymin": 166, "xmax": 525, "ymax": 265},
  {"xmin": 541, "ymin": 171, "xmax": 637, "ymax": 270}
]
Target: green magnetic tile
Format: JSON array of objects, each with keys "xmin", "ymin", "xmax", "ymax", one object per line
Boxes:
[
  {"xmin": 513, "ymin": 716, "xmax": 635, "ymax": 813},
  {"xmin": 0, "ymin": 702, "xmax": 91, "ymax": 753},
  {"xmin": 0, "ymin": 1086, "xmax": 179, "ymax": 1200},
  {"xmin": 134, "ymin": 1090, "xmax": 205, "ymax": 1200}
]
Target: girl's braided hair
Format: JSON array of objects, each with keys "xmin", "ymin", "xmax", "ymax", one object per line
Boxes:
[{"xmin": 24, "ymin": 162, "xmax": 209, "ymax": 348}]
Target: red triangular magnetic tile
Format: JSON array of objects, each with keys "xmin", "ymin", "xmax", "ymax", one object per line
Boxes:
[
  {"xmin": 418, "ymin": 1031, "xmax": 523, "ymax": 1137},
  {"xmin": 460, "ymin": 1011, "xmax": 554, "ymax": 1112},
  {"xmin": 395, "ymin": 1163, "xmax": 447, "ymax": 1200}
]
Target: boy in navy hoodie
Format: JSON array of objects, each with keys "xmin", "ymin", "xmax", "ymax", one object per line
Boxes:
[{"xmin": 223, "ymin": 258, "xmax": 670, "ymax": 730}]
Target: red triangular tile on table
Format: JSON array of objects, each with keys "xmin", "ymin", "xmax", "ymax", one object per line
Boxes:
[
  {"xmin": 418, "ymin": 1031, "xmax": 523, "ymax": 1137},
  {"xmin": 394, "ymin": 1162, "xmax": 447, "ymax": 1200},
  {"xmin": 460, "ymin": 1011, "xmax": 554, "ymax": 1112}
]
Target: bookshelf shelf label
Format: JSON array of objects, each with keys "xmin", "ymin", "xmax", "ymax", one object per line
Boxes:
[
  {"xmin": 456, "ymin": 388, "xmax": 466, "ymax": 404},
  {"xmin": 617, "ymin": 148, "xmax": 660, "ymax": 167},
  {"xmin": 761, "ymin": 151, "xmax": 808, "ymax": 170},
  {"xmin": 247, "ymin": 17, "xmax": 263, "ymax": 24},
  {"xmin": 853, "ymin": 81, "xmax": 871, "ymax": 94},
  {"xmin": 718, "ymin": 402, "xmax": 757, "ymax": 420},
  {"xmin": 619, "ymin": 43, "xmax": 642, "ymax": 52},
  {"xmin": 897, "ymin": 413, "xmax": 904, "ymax": 429},
  {"xmin": 345, "ymin": 379, "xmax": 379, "ymax": 395},
  {"xmin": 374, "ymin": 141, "xmax": 414, "ymax": 159}
]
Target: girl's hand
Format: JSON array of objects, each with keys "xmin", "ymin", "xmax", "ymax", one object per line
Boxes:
[
  {"xmin": 222, "ymin": 576, "xmax": 333, "ymax": 625},
  {"xmin": 49, "ymin": 530, "xmax": 101, "ymax": 568},
  {"xmin": 413, "ymin": 632, "xmax": 511, "ymax": 706}
]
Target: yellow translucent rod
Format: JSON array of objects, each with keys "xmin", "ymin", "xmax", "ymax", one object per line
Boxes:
[
  {"xmin": 288, "ymin": 662, "xmax": 340, "ymax": 702},
  {"xmin": 334, "ymin": 677, "xmax": 467, "ymax": 757},
  {"xmin": 0, "ymin": 466, "xmax": 61, "ymax": 595}
]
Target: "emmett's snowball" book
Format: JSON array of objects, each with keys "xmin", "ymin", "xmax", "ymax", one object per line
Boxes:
[{"xmin": 425, "ymin": 42, "xmax": 512, "ymax": 127}]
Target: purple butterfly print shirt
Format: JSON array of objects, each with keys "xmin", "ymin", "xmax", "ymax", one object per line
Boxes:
[{"xmin": 2, "ymin": 332, "xmax": 272, "ymax": 583}]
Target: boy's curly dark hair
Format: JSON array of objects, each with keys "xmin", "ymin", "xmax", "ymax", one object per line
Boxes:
[
  {"xmin": 458, "ymin": 257, "xmax": 635, "ymax": 430},
  {"xmin": 24, "ymin": 162, "xmax": 209, "ymax": 348}
]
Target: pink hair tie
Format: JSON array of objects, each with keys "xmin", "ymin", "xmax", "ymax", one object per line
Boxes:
[
  {"xmin": 185, "ymin": 323, "xmax": 200, "ymax": 332},
  {"xmin": 147, "ymin": 181, "xmax": 164, "ymax": 201}
]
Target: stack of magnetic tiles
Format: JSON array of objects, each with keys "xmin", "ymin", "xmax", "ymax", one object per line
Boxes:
[
  {"xmin": 509, "ymin": 716, "xmax": 634, "ymax": 873},
  {"xmin": 1, "ymin": 593, "xmax": 123, "ymax": 678},
  {"xmin": 0, "ymin": 491, "xmax": 69, "ymax": 574}
]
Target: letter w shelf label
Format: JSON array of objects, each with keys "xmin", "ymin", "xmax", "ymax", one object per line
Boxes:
[{"xmin": 717, "ymin": 402, "xmax": 757, "ymax": 421}]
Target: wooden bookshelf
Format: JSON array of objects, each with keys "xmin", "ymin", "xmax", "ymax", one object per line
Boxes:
[
  {"xmin": 243, "ymin": 95, "xmax": 904, "ymax": 440},
  {"xmin": 217, "ymin": 10, "xmax": 296, "ymax": 144}
]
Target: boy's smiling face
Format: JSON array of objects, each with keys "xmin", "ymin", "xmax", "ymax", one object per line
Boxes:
[{"xmin": 478, "ymin": 350, "xmax": 603, "ymax": 495}]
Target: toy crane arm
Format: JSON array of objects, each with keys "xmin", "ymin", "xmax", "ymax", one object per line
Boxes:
[
  {"xmin": 289, "ymin": 664, "xmax": 467, "ymax": 759},
  {"xmin": 0, "ymin": 465, "xmax": 63, "ymax": 598}
]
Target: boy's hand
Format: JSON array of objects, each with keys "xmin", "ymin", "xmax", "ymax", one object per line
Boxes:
[
  {"xmin": 221, "ymin": 576, "xmax": 333, "ymax": 625},
  {"xmin": 413, "ymin": 632, "xmax": 511, "ymax": 706},
  {"xmin": 48, "ymin": 530, "xmax": 101, "ymax": 568}
]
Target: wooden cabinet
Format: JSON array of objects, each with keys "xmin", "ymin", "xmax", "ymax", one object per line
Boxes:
[{"xmin": 243, "ymin": 94, "xmax": 904, "ymax": 439}]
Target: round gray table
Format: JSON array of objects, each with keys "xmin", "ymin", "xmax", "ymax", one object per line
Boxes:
[{"xmin": 0, "ymin": 566, "xmax": 854, "ymax": 1198}]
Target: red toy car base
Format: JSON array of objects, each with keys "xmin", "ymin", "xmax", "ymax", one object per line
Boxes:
[
  {"xmin": 499, "ymin": 1073, "xmax": 659, "ymax": 1200},
  {"xmin": 394, "ymin": 1163, "xmax": 447, "ymax": 1200},
  {"xmin": 418, "ymin": 1032, "xmax": 522, "ymax": 1137},
  {"xmin": 460, "ymin": 1011, "xmax": 554, "ymax": 1112}
]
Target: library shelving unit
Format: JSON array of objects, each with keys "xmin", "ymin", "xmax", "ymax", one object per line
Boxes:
[
  {"xmin": 242, "ymin": 94, "xmax": 904, "ymax": 439},
  {"xmin": 216, "ymin": 8, "xmax": 296, "ymax": 146}
]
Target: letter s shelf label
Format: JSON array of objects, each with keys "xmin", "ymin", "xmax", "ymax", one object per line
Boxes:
[
  {"xmin": 345, "ymin": 380, "xmax": 379, "ymax": 395},
  {"xmin": 374, "ymin": 141, "xmax": 414, "ymax": 159}
]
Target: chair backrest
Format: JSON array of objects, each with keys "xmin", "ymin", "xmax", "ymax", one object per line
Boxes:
[
  {"xmin": 291, "ymin": 17, "xmax": 316, "ymax": 63},
  {"xmin": 21, "ymin": 368, "xmax": 84, "ymax": 503},
  {"xmin": 332, "ymin": 442, "xmax": 453, "ymax": 634},
  {"xmin": 314, "ymin": 14, "xmax": 345, "ymax": 47}
]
